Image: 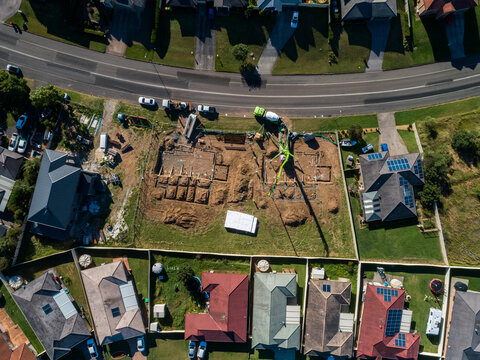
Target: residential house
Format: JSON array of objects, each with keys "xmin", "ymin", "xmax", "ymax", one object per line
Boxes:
[
  {"xmin": 340, "ymin": 0, "xmax": 397, "ymax": 20},
  {"xmin": 0, "ymin": 337, "xmax": 36, "ymax": 360},
  {"xmin": 359, "ymin": 151, "xmax": 424, "ymax": 222},
  {"xmin": 357, "ymin": 285, "xmax": 421, "ymax": 360},
  {"xmin": 12, "ymin": 272, "xmax": 91, "ymax": 360},
  {"xmin": 303, "ymin": 279, "xmax": 353, "ymax": 359},
  {"xmin": 417, "ymin": 0, "xmax": 478, "ymax": 18},
  {"xmin": 251, "ymin": 272, "xmax": 301, "ymax": 360},
  {"xmin": 214, "ymin": 0, "xmax": 247, "ymax": 15},
  {"xmin": 445, "ymin": 290, "xmax": 480, "ymax": 359},
  {"xmin": 81, "ymin": 261, "xmax": 145, "ymax": 345},
  {"xmin": 0, "ymin": 147, "xmax": 23, "ymax": 212},
  {"xmin": 184, "ymin": 273, "xmax": 249, "ymax": 342},
  {"xmin": 257, "ymin": 0, "xmax": 301, "ymax": 12},
  {"xmin": 100, "ymin": 0, "xmax": 146, "ymax": 10},
  {"xmin": 27, "ymin": 149, "xmax": 103, "ymax": 241}
]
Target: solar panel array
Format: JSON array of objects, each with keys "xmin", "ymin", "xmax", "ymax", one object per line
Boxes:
[
  {"xmin": 377, "ymin": 287, "xmax": 399, "ymax": 302},
  {"xmin": 395, "ymin": 333, "xmax": 406, "ymax": 347},
  {"xmin": 385, "ymin": 309, "xmax": 403, "ymax": 336},
  {"xmin": 413, "ymin": 159, "xmax": 424, "ymax": 179},
  {"xmin": 368, "ymin": 153, "xmax": 383, "ymax": 160},
  {"xmin": 387, "ymin": 158, "xmax": 410, "ymax": 172},
  {"xmin": 399, "ymin": 176, "xmax": 415, "ymax": 208},
  {"xmin": 323, "ymin": 284, "xmax": 331, "ymax": 292}
]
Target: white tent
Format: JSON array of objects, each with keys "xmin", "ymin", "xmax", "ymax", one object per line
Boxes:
[
  {"xmin": 224, "ymin": 210, "xmax": 258, "ymax": 234},
  {"xmin": 152, "ymin": 263, "xmax": 164, "ymax": 274}
]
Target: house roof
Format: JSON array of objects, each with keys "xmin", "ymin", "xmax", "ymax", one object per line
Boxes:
[
  {"xmin": 359, "ymin": 151, "xmax": 424, "ymax": 222},
  {"xmin": 445, "ymin": 290, "xmax": 480, "ymax": 359},
  {"xmin": 341, "ymin": 0, "xmax": 397, "ymax": 20},
  {"xmin": 27, "ymin": 150, "xmax": 81, "ymax": 239},
  {"xmin": 12, "ymin": 272, "xmax": 90, "ymax": 360},
  {"xmin": 0, "ymin": 338, "xmax": 37, "ymax": 360},
  {"xmin": 304, "ymin": 279, "xmax": 353, "ymax": 358},
  {"xmin": 81, "ymin": 261, "xmax": 145, "ymax": 345},
  {"xmin": 214, "ymin": 0, "xmax": 247, "ymax": 7},
  {"xmin": 357, "ymin": 285, "xmax": 421, "ymax": 360},
  {"xmin": 184, "ymin": 273, "xmax": 249, "ymax": 343},
  {"xmin": 419, "ymin": 0, "xmax": 478, "ymax": 17},
  {"xmin": 0, "ymin": 147, "xmax": 23, "ymax": 181},
  {"xmin": 251, "ymin": 272, "xmax": 301, "ymax": 351},
  {"xmin": 257, "ymin": 0, "xmax": 301, "ymax": 11},
  {"xmin": 165, "ymin": 0, "xmax": 197, "ymax": 7}
]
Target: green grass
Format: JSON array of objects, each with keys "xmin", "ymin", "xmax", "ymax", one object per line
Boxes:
[
  {"xmin": 66, "ymin": 90, "xmax": 105, "ymax": 116},
  {"xmin": 0, "ymin": 282, "xmax": 43, "ymax": 352},
  {"xmin": 450, "ymin": 268, "xmax": 480, "ymax": 292},
  {"xmin": 383, "ymin": 0, "xmax": 450, "ymax": 69},
  {"xmin": 309, "ymin": 260, "xmax": 358, "ymax": 312},
  {"xmin": 146, "ymin": 334, "xmax": 187, "ymax": 359},
  {"xmin": 363, "ymin": 266, "xmax": 446, "ymax": 353},
  {"xmin": 417, "ymin": 112, "xmax": 480, "ymax": 265},
  {"xmin": 115, "ymin": 102, "xmax": 171, "ymax": 128},
  {"xmin": 17, "ymin": 236, "xmax": 74, "ymax": 263},
  {"xmin": 346, "ymin": 172, "xmax": 444, "ymax": 263},
  {"xmin": 395, "ymin": 96, "xmax": 480, "ymax": 125},
  {"xmin": 151, "ymin": 253, "xmax": 250, "ymax": 330},
  {"xmin": 291, "ymin": 114, "xmax": 378, "ymax": 132},
  {"xmin": 273, "ymin": 10, "xmax": 371, "ymax": 74},
  {"xmin": 398, "ymin": 129, "xmax": 419, "ymax": 153},
  {"xmin": 7, "ymin": 0, "xmax": 107, "ymax": 52},
  {"xmin": 201, "ymin": 116, "xmax": 263, "ymax": 132},
  {"xmin": 215, "ymin": 14, "xmax": 274, "ymax": 72},
  {"xmin": 340, "ymin": 131, "xmax": 379, "ymax": 170}
]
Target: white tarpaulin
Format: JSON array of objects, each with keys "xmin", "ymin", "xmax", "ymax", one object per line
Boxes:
[{"xmin": 224, "ymin": 210, "xmax": 258, "ymax": 234}]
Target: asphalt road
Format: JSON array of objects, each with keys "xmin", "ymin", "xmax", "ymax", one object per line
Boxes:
[{"xmin": 1, "ymin": 24, "xmax": 480, "ymax": 117}]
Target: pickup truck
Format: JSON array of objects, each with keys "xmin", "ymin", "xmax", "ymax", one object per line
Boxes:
[
  {"xmin": 162, "ymin": 99, "xmax": 192, "ymax": 111},
  {"xmin": 197, "ymin": 104, "xmax": 216, "ymax": 114}
]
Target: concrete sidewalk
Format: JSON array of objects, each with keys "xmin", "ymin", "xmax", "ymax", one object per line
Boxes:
[
  {"xmin": 377, "ymin": 112, "xmax": 408, "ymax": 155},
  {"xmin": 256, "ymin": 10, "xmax": 295, "ymax": 75},
  {"xmin": 366, "ymin": 20, "xmax": 391, "ymax": 72}
]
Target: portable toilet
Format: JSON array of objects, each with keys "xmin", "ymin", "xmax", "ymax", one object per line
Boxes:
[{"xmin": 99, "ymin": 132, "xmax": 108, "ymax": 153}]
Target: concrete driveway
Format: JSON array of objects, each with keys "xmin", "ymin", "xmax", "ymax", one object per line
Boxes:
[
  {"xmin": 377, "ymin": 112, "xmax": 408, "ymax": 155},
  {"xmin": 256, "ymin": 9, "xmax": 295, "ymax": 75},
  {"xmin": 106, "ymin": 7, "xmax": 144, "ymax": 56},
  {"xmin": 444, "ymin": 12, "xmax": 465, "ymax": 60},
  {"xmin": 366, "ymin": 20, "xmax": 391, "ymax": 72},
  {"xmin": 0, "ymin": 0, "xmax": 21, "ymax": 22},
  {"xmin": 195, "ymin": 4, "xmax": 215, "ymax": 71}
]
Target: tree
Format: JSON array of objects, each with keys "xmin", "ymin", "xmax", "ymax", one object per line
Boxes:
[
  {"xmin": 0, "ymin": 226, "xmax": 21, "ymax": 256},
  {"xmin": 22, "ymin": 158, "xmax": 41, "ymax": 186},
  {"xmin": 420, "ymin": 181, "xmax": 441, "ymax": 208},
  {"xmin": 451, "ymin": 129, "xmax": 479, "ymax": 155},
  {"xmin": 348, "ymin": 124, "xmax": 363, "ymax": 142},
  {"xmin": 30, "ymin": 85, "xmax": 62, "ymax": 111},
  {"xmin": 423, "ymin": 150, "xmax": 452, "ymax": 184},
  {"xmin": 0, "ymin": 72, "xmax": 30, "ymax": 115},
  {"xmin": 7, "ymin": 180, "xmax": 34, "ymax": 223},
  {"xmin": 0, "ymin": 257, "xmax": 9, "ymax": 272},
  {"xmin": 231, "ymin": 44, "xmax": 249, "ymax": 62},
  {"xmin": 423, "ymin": 117, "xmax": 437, "ymax": 139},
  {"xmin": 177, "ymin": 264, "xmax": 194, "ymax": 284}
]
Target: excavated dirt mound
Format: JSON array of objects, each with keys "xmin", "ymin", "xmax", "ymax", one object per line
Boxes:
[
  {"xmin": 327, "ymin": 197, "xmax": 339, "ymax": 214},
  {"xmin": 210, "ymin": 185, "xmax": 227, "ymax": 205},
  {"xmin": 282, "ymin": 206, "xmax": 309, "ymax": 227},
  {"xmin": 161, "ymin": 207, "xmax": 198, "ymax": 228}
]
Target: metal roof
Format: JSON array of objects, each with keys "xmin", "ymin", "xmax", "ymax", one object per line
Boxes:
[
  {"xmin": 119, "ymin": 281, "xmax": 139, "ymax": 312},
  {"xmin": 53, "ymin": 290, "xmax": 78, "ymax": 320}
]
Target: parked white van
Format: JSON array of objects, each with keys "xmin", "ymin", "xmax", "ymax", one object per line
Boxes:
[{"xmin": 100, "ymin": 132, "xmax": 108, "ymax": 153}]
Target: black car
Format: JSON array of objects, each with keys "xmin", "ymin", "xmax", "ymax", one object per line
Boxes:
[{"xmin": 41, "ymin": 108, "xmax": 53, "ymax": 121}]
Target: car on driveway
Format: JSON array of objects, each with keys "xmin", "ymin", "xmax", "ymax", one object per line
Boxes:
[
  {"xmin": 188, "ymin": 341, "xmax": 197, "ymax": 358},
  {"xmin": 291, "ymin": 11, "xmax": 299, "ymax": 29},
  {"xmin": 136, "ymin": 337, "xmax": 145, "ymax": 352},
  {"xmin": 197, "ymin": 341, "xmax": 207, "ymax": 359},
  {"xmin": 138, "ymin": 97, "xmax": 156, "ymax": 107},
  {"xmin": 8, "ymin": 133, "xmax": 19, "ymax": 152},
  {"xmin": 86, "ymin": 339, "xmax": 98, "ymax": 359},
  {"xmin": 16, "ymin": 115, "xmax": 28, "ymax": 130},
  {"xmin": 6, "ymin": 64, "xmax": 21, "ymax": 75},
  {"xmin": 17, "ymin": 136, "xmax": 28, "ymax": 154}
]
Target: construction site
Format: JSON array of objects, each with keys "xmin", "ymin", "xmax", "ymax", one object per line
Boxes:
[{"xmin": 138, "ymin": 115, "xmax": 354, "ymax": 257}]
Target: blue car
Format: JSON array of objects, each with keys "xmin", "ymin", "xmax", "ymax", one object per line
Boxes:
[
  {"xmin": 86, "ymin": 339, "xmax": 98, "ymax": 359},
  {"xmin": 361, "ymin": 144, "xmax": 374, "ymax": 153},
  {"xmin": 16, "ymin": 115, "xmax": 28, "ymax": 130},
  {"xmin": 188, "ymin": 341, "xmax": 198, "ymax": 359},
  {"xmin": 198, "ymin": 341, "xmax": 207, "ymax": 359}
]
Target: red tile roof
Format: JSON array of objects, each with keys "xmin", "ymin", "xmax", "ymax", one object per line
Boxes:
[
  {"xmin": 184, "ymin": 273, "xmax": 249, "ymax": 343},
  {"xmin": 419, "ymin": 0, "xmax": 478, "ymax": 17},
  {"xmin": 357, "ymin": 285, "xmax": 420, "ymax": 360},
  {"xmin": 0, "ymin": 338, "xmax": 36, "ymax": 360}
]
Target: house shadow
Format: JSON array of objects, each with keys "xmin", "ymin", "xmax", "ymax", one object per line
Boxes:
[
  {"xmin": 422, "ymin": 17, "xmax": 451, "ymax": 61},
  {"xmin": 384, "ymin": 16, "xmax": 407, "ymax": 55}
]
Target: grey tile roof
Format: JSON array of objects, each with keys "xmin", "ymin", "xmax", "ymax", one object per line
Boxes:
[
  {"xmin": 0, "ymin": 147, "xmax": 24, "ymax": 180},
  {"xmin": 446, "ymin": 291, "xmax": 480, "ymax": 360},
  {"xmin": 257, "ymin": 0, "xmax": 300, "ymax": 11},
  {"xmin": 81, "ymin": 261, "xmax": 145, "ymax": 345},
  {"xmin": 27, "ymin": 150, "xmax": 82, "ymax": 240},
  {"xmin": 304, "ymin": 280, "xmax": 353, "ymax": 358},
  {"xmin": 341, "ymin": 0, "xmax": 397, "ymax": 20},
  {"xmin": 12, "ymin": 272, "xmax": 90, "ymax": 360},
  {"xmin": 251, "ymin": 273, "xmax": 301, "ymax": 351},
  {"xmin": 359, "ymin": 151, "xmax": 424, "ymax": 222}
]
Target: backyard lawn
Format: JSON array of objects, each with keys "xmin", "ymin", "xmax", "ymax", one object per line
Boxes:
[
  {"xmin": 364, "ymin": 266, "xmax": 447, "ymax": 353},
  {"xmin": 0, "ymin": 283, "xmax": 43, "ymax": 352},
  {"xmin": 398, "ymin": 129, "xmax": 419, "ymax": 153},
  {"xmin": 383, "ymin": 0, "xmax": 450, "ymax": 69},
  {"xmin": 450, "ymin": 268, "xmax": 480, "ymax": 292},
  {"xmin": 340, "ymin": 131, "xmax": 380, "ymax": 170},
  {"xmin": 215, "ymin": 14, "xmax": 274, "ymax": 72},
  {"xmin": 417, "ymin": 112, "xmax": 480, "ymax": 265},
  {"xmin": 7, "ymin": 0, "xmax": 107, "ymax": 52},
  {"xmin": 273, "ymin": 10, "xmax": 371, "ymax": 74},
  {"xmin": 291, "ymin": 114, "xmax": 378, "ymax": 132},
  {"xmin": 127, "ymin": 10, "xmax": 196, "ymax": 68},
  {"xmin": 150, "ymin": 253, "xmax": 250, "ymax": 330}
]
